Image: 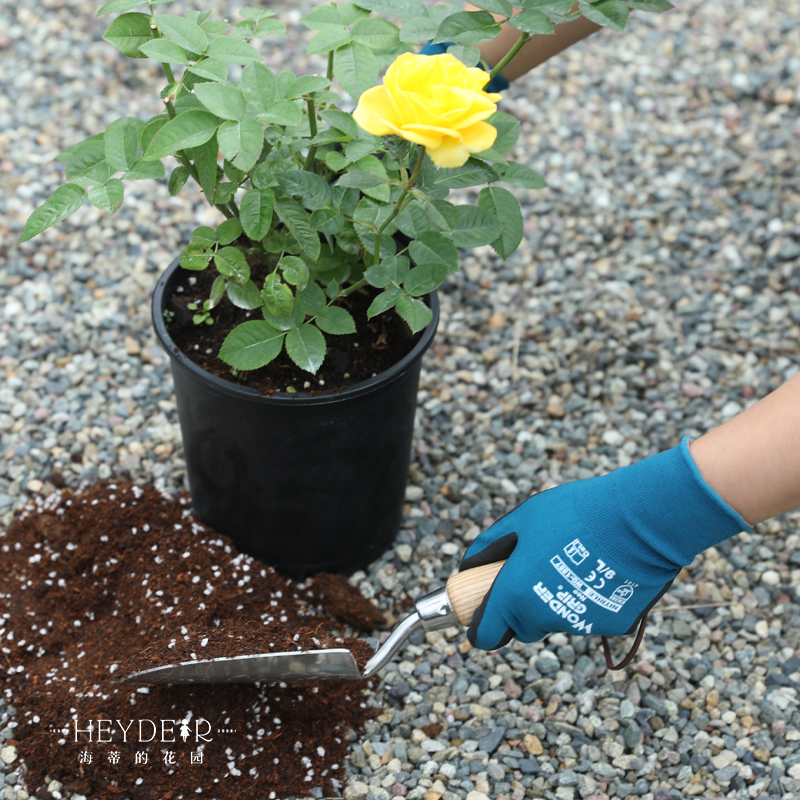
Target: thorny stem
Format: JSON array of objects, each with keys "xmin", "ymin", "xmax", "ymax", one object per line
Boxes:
[
  {"xmin": 302, "ymin": 94, "xmax": 319, "ymax": 172},
  {"xmin": 486, "ymin": 30, "xmax": 531, "ymax": 84},
  {"xmin": 371, "ymin": 144, "xmax": 425, "ymax": 266}
]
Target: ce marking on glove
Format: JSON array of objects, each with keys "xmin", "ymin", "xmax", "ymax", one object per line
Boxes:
[{"xmin": 583, "ymin": 559, "xmax": 616, "ymax": 590}]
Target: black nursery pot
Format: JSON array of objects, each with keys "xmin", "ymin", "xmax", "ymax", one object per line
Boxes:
[{"xmin": 152, "ymin": 258, "xmax": 439, "ymax": 579}]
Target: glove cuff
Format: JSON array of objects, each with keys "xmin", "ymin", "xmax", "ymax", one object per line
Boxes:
[{"xmin": 574, "ymin": 437, "xmax": 751, "ymax": 575}]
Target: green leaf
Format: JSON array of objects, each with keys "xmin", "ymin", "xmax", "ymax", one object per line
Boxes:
[
  {"xmin": 409, "ymin": 231, "xmax": 459, "ymax": 272},
  {"xmin": 19, "ymin": 184, "xmax": 87, "ymax": 243},
  {"xmin": 335, "ymin": 170, "xmax": 385, "ymax": 189},
  {"xmin": 68, "ymin": 161, "xmax": 111, "ymax": 187},
  {"xmin": 138, "ymin": 39, "xmax": 191, "ymax": 65},
  {"xmin": 217, "ymin": 118, "xmax": 264, "ymax": 171},
  {"xmin": 367, "ymin": 286, "xmax": 403, "ymax": 318},
  {"xmin": 495, "ymin": 162, "xmax": 547, "ymax": 189},
  {"xmin": 506, "ymin": 8, "xmax": 554, "ymax": 34},
  {"xmin": 102, "ymin": 12, "xmax": 153, "ymax": 59},
  {"xmin": 262, "ymin": 273, "xmax": 294, "ymax": 317},
  {"xmin": 433, "ymin": 11, "xmax": 501, "ymax": 45},
  {"xmin": 184, "ymin": 134, "xmax": 218, "ymax": 201},
  {"xmin": 180, "ymin": 251, "xmax": 213, "ymax": 270},
  {"xmin": 286, "ymin": 324, "xmax": 326, "ymax": 374},
  {"xmin": 478, "ymin": 186, "xmax": 523, "ymax": 259},
  {"xmin": 333, "ymin": 42, "xmax": 378, "ymax": 101},
  {"xmin": 275, "ymin": 197, "xmax": 320, "ymax": 261},
  {"xmin": 55, "ymin": 132, "xmax": 104, "ymax": 162},
  {"xmin": 398, "ymin": 16, "xmax": 440, "ymax": 44},
  {"xmin": 64, "ymin": 139, "xmax": 106, "ymax": 180},
  {"xmin": 446, "ymin": 44, "xmax": 481, "ymax": 67},
  {"xmin": 190, "ymin": 226, "xmax": 216, "ymax": 247},
  {"xmin": 451, "ymin": 205, "xmax": 503, "ymax": 247},
  {"xmin": 168, "ymin": 165, "xmax": 190, "ymax": 195},
  {"xmin": 315, "ymin": 305, "xmax": 356, "ymax": 335},
  {"xmin": 104, "ymin": 121, "xmax": 140, "ymax": 172},
  {"xmin": 300, "ymin": 5, "xmax": 345, "ymax": 29},
  {"xmin": 279, "ymin": 256, "xmax": 310, "ymax": 290},
  {"xmin": 579, "ymin": 0, "xmax": 629, "ymax": 30},
  {"xmin": 239, "ymin": 187, "xmax": 274, "ymax": 240},
  {"xmin": 155, "ymin": 14, "xmax": 208, "ymax": 54},
  {"xmin": 351, "ymin": 17, "xmax": 400, "ymax": 49},
  {"xmin": 219, "ymin": 320, "xmax": 285, "ymax": 370},
  {"xmin": 217, "ymin": 218, "xmax": 243, "ymax": 246},
  {"xmin": 143, "ymin": 110, "xmax": 220, "ymax": 160},
  {"xmin": 286, "ymin": 75, "xmax": 331, "ymax": 98},
  {"xmin": 394, "ymin": 203, "xmax": 431, "ymax": 239},
  {"xmin": 214, "ymin": 182, "xmax": 238, "ymax": 204},
  {"xmin": 307, "ymin": 26, "xmax": 353, "ymax": 55},
  {"xmin": 209, "ymin": 274, "xmax": 226, "ymax": 308},
  {"xmin": 364, "ymin": 254, "xmax": 410, "ymax": 288},
  {"xmin": 254, "ymin": 17, "xmax": 286, "ymax": 37},
  {"xmin": 240, "ymin": 7, "xmax": 278, "ymax": 23},
  {"xmin": 308, "ymin": 209, "xmax": 342, "ymax": 237},
  {"xmin": 97, "ymin": 0, "xmax": 146, "ymax": 15},
  {"xmin": 434, "ymin": 158, "xmax": 498, "ymax": 189},
  {"xmin": 296, "ymin": 282, "xmax": 327, "ymax": 315},
  {"xmin": 227, "ymin": 279, "xmax": 264, "ymax": 310},
  {"xmin": 626, "ymin": 0, "xmax": 673, "ymax": 10},
  {"xmin": 426, "ymin": 198, "xmax": 458, "ymax": 230},
  {"xmin": 241, "ymin": 63, "xmax": 278, "ymax": 112},
  {"xmin": 404, "ymin": 263, "xmax": 449, "ymax": 296},
  {"xmin": 188, "ymin": 58, "xmax": 229, "ymax": 82},
  {"xmin": 353, "ymin": 0, "xmax": 428, "ymax": 22},
  {"xmin": 467, "ymin": 0, "xmax": 513, "ymax": 15},
  {"xmin": 396, "ymin": 295, "xmax": 433, "ymax": 332},
  {"xmin": 485, "ymin": 111, "xmax": 520, "ymax": 154},
  {"xmin": 259, "ymin": 100, "xmax": 302, "ymax": 127},
  {"xmin": 278, "ymin": 170, "xmax": 332, "ymax": 210},
  {"xmin": 319, "ymin": 108, "xmax": 359, "ymax": 138},
  {"xmin": 122, "ymin": 160, "xmax": 165, "ymax": 180},
  {"xmin": 139, "ymin": 115, "xmax": 167, "ymax": 151},
  {"xmin": 215, "ymin": 246, "xmax": 250, "ymax": 283},
  {"xmin": 206, "ymin": 36, "xmax": 262, "ymax": 63},
  {"xmin": 194, "ymin": 83, "xmax": 246, "ymax": 120}
]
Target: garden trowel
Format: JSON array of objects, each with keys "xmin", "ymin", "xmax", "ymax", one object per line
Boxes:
[{"xmin": 120, "ymin": 561, "xmax": 505, "ymax": 685}]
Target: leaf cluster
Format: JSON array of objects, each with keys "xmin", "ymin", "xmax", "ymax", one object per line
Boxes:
[{"xmin": 20, "ymin": 0, "xmax": 672, "ymax": 377}]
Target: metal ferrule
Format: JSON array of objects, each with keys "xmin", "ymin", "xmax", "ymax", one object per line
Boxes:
[{"xmin": 362, "ymin": 587, "xmax": 456, "ymax": 679}]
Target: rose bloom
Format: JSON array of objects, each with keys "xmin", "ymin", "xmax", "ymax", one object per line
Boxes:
[{"xmin": 353, "ymin": 52, "xmax": 501, "ymax": 168}]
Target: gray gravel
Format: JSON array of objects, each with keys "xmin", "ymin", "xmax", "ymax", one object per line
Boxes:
[{"xmin": 2, "ymin": 0, "xmax": 800, "ymax": 798}]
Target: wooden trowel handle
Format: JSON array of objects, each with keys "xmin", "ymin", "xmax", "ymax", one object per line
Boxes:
[{"xmin": 445, "ymin": 560, "xmax": 507, "ymax": 626}]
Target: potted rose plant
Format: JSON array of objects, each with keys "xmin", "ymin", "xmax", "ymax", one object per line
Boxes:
[{"xmin": 19, "ymin": 0, "xmax": 669, "ymax": 577}]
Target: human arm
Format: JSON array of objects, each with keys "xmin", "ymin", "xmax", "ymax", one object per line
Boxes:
[{"xmin": 460, "ymin": 375, "xmax": 800, "ymax": 651}]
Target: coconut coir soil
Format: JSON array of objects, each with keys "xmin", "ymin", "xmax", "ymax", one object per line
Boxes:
[
  {"xmin": 166, "ymin": 262, "xmax": 422, "ymax": 395},
  {"xmin": 0, "ymin": 480, "xmax": 386, "ymax": 799}
]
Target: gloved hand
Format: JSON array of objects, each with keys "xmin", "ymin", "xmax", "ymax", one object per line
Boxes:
[
  {"xmin": 420, "ymin": 41, "xmax": 511, "ymax": 93},
  {"xmin": 460, "ymin": 437, "xmax": 750, "ymax": 654}
]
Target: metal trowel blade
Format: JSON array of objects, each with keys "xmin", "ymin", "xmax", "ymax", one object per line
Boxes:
[{"xmin": 120, "ymin": 648, "xmax": 362, "ymax": 685}]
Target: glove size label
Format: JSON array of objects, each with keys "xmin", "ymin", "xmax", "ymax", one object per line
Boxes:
[{"xmin": 532, "ymin": 538, "xmax": 638, "ymax": 634}]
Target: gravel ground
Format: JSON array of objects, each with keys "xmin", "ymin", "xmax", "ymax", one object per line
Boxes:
[{"xmin": 2, "ymin": 0, "xmax": 800, "ymax": 799}]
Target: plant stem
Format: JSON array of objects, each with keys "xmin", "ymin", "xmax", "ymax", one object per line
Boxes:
[
  {"xmin": 371, "ymin": 145, "xmax": 426, "ymax": 266},
  {"xmin": 341, "ymin": 277, "xmax": 367, "ymax": 298},
  {"xmin": 487, "ymin": 30, "xmax": 531, "ymax": 84},
  {"xmin": 302, "ymin": 94, "xmax": 319, "ymax": 172},
  {"xmin": 327, "ymin": 51, "xmax": 334, "ymax": 81}
]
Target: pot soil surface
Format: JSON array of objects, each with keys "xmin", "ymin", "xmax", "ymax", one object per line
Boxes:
[
  {"xmin": 0, "ymin": 479, "xmax": 385, "ymax": 799},
  {"xmin": 166, "ymin": 262, "xmax": 423, "ymax": 395}
]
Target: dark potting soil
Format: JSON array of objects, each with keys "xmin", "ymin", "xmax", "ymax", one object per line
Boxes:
[
  {"xmin": 0, "ymin": 480, "xmax": 384, "ymax": 799},
  {"xmin": 166, "ymin": 261, "xmax": 423, "ymax": 395}
]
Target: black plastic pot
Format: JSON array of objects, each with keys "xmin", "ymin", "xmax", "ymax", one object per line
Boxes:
[{"xmin": 152, "ymin": 258, "xmax": 438, "ymax": 579}]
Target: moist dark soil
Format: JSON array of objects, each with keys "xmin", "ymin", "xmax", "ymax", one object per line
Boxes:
[
  {"xmin": 166, "ymin": 260, "xmax": 424, "ymax": 396},
  {"xmin": 0, "ymin": 480, "xmax": 384, "ymax": 799}
]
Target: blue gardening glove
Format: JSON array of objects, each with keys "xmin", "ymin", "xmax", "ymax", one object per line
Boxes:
[
  {"xmin": 460, "ymin": 437, "xmax": 750, "ymax": 651},
  {"xmin": 420, "ymin": 40, "xmax": 511, "ymax": 93}
]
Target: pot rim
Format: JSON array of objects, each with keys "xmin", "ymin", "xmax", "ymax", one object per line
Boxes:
[{"xmin": 151, "ymin": 256, "xmax": 439, "ymax": 406}]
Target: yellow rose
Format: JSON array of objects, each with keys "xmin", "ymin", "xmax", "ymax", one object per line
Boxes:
[{"xmin": 353, "ymin": 52, "xmax": 502, "ymax": 169}]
